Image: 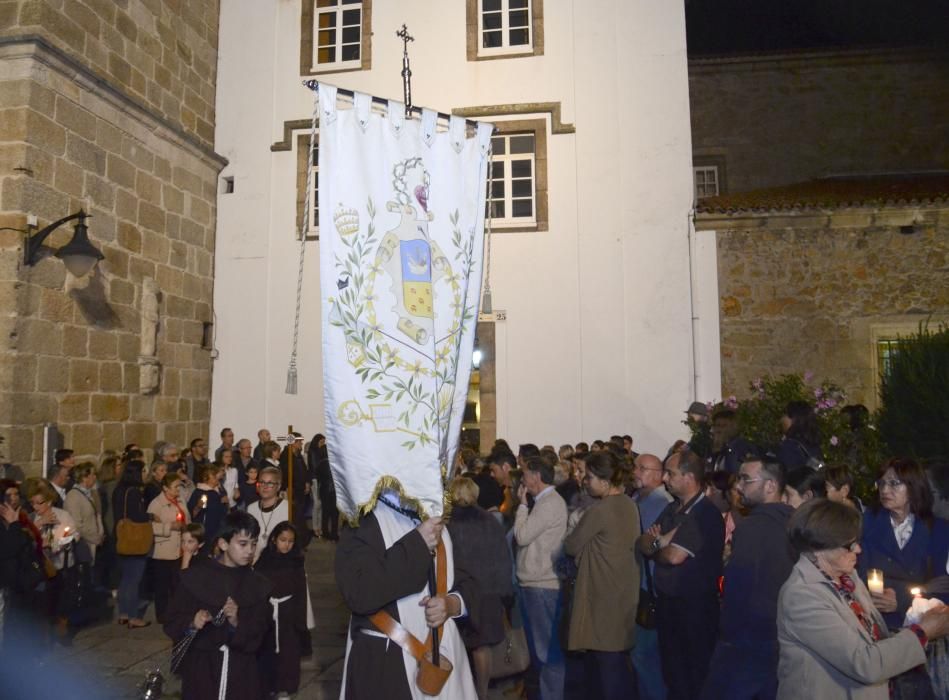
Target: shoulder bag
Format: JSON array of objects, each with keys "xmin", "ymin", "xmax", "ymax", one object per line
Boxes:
[{"xmin": 115, "ymin": 488, "xmax": 153, "ymax": 555}]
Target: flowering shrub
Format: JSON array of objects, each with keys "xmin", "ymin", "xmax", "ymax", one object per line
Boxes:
[{"xmin": 689, "ymin": 373, "xmax": 887, "ymax": 502}]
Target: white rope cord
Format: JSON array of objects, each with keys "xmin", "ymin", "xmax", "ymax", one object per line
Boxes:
[
  {"xmin": 481, "ymin": 143, "xmax": 494, "ymax": 313},
  {"xmin": 286, "ymin": 93, "xmax": 321, "ymax": 394}
]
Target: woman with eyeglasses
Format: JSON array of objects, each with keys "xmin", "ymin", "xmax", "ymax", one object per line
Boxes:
[
  {"xmin": 857, "ymin": 458, "xmax": 949, "ymax": 630},
  {"xmin": 777, "ymin": 498, "xmax": 949, "ymax": 699}
]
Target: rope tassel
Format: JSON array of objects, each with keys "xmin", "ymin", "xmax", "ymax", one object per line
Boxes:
[{"xmin": 285, "ymin": 91, "xmax": 320, "ymax": 395}]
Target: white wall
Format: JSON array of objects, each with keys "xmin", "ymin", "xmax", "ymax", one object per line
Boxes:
[{"xmin": 212, "ymin": 0, "xmax": 711, "ymax": 455}]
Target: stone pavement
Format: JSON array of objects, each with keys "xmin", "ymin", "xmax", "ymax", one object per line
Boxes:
[
  {"xmin": 38, "ymin": 538, "xmax": 523, "ymax": 699},
  {"xmin": 45, "ymin": 538, "xmax": 347, "ymax": 699}
]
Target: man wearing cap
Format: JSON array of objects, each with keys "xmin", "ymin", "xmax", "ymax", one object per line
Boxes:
[{"xmin": 685, "ymin": 401, "xmax": 713, "ymax": 460}]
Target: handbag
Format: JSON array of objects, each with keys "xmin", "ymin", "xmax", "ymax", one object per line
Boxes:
[
  {"xmin": 636, "ymin": 511, "xmax": 658, "ymax": 630},
  {"xmin": 56, "ymin": 543, "xmax": 94, "ymax": 619},
  {"xmin": 488, "ymin": 614, "xmax": 530, "ymax": 679},
  {"xmin": 115, "ymin": 488, "xmax": 152, "ymax": 555},
  {"xmin": 636, "ymin": 560, "xmax": 658, "ymax": 630}
]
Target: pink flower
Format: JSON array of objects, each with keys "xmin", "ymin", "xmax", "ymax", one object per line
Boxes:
[
  {"xmin": 830, "ymin": 436, "xmax": 839, "ymax": 446},
  {"xmin": 804, "ymin": 370, "xmax": 814, "ymax": 383},
  {"xmin": 814, "ymin": 388, "xmax": 824, "ymax": 399},
  {"xmin": 725, "ymin": 395, "xmax": 739, "ymax": 409},
  {"xmin": 751, "ymin": 377, "xmax": 763, "ymax": 391}
]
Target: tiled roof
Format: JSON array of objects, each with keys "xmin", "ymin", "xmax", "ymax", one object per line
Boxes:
[{"xmin": 696, "ymin": 173, "xmax": 949, "ymax": 215}]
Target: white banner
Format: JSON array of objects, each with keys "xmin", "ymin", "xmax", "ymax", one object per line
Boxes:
[{"xmin": 318, "ymin": 85, "xmax": 493, "ymax": 522}]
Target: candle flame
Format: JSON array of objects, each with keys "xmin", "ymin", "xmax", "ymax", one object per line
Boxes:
[{"xmin": 911, "ymin": 587, "xmax": 922, "ymax": 597}]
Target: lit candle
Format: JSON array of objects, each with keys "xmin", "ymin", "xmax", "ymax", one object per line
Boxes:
[
  {"xmin": 176, "ymin": 511, "xmax": 184, "ymax": 523},
  {"xmin": 867, "ymin": 569, "xmax": 884, "ymax": 595},
  {"xmin": 62, "ymin": 526, "xmax": 71, "ymax": 536},
  {"xmin": 200, "ymin": 494, "xmax": 208, "ymax": 508},
  {"xmin": 911, "ymin": 587, "xmax": 922, "ymax": 598}
]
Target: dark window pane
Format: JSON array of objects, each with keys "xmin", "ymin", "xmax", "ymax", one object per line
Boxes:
[
  {"xmin": 511, "ymin": 179, "xmax": 532, "ymax": 197},
  {"xmin": 509, "ymin": 10, "xmax": 529, "ymax": 27},
  {"xmin": 318, "ymin": 29, "xmax": 337, "ymax": 46},
  {"xmin": 482, "ymin": 0, "xmax": 502, "ymax": 11},
  {"xmin": 342, "ymin": 26, "xmax": 360, "ymax": 43},
  {"xmin": 512, "ymin": 199, "xmax": 533, "ymax": 217},
  {"xmin": 511, "ymin": 160, "xmax": 532, "ymax": 177},
  {"xmin": 491, "ymin": 201, "xmax": 505, "ymax": 218},
  {"xmin": 317, "ymin": 0, "xmax": 337, "ymax": 7},
  {"xmin": 509, "ymin": 0, "xmax": 528, "ymax": 8},
  {"xmin": 509, "ymin": 135, "xmax": 534, "ymax": 154},
  {"xmin": 490, "ymin": 137, "xmax": 506, "ymax": 155},
  {"xmin": 318, "ymin": 12, "xmax": 336, "ymax": 28},
  {"xmin": 482, "ymin": 31, "xmax": 502, "ymax": 48},
  {"xmin": 491, "ymin": 161, "xmax": 504, "ymax": 179},
  {"xmin": 342, "ymin": 0, "xmax": 360, "ymax": 4},
  {"xmin": 342, "ymin": 8, "xmax": 360, "ymax": 25},
  {"xmin": 318, "ymin": 46, "xmax": 336, "ymax": 63},
  {"xmin": 342, "ymin": 44, "xmax": 360, "ymax": 61},
  {"xmin": 509, "ymin": 28, "xmax": 530, "ymax": 46},
  {"xmin": 491, "ymin": 181, "xmax": 505, "ymax": 198},
  {"xmin": 482, "ymin": 12, "xmax": 502, "ymax": 30}
]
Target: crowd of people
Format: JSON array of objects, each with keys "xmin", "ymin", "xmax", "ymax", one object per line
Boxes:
[
  {"xmin": 0, "ymin": 428, "xmax": 332, "ymax": 699},
  {"xmin": 3, "ymin": 399, "xmax": 949, "ymax": 699},
  {"xmin": 425, "ymin": 400, "xmax": 949, "ymax": 700}
]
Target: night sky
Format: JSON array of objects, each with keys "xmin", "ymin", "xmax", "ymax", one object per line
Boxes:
[{"xmin": 685, "ymin": 0, "xmax": 949, "ymax": 56}]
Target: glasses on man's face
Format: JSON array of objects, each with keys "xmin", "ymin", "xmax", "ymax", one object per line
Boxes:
[
  {"xmin": 737, "ymin": 474, "xmax": 763, "ymax": 485},
  {"xmin": 876, "ymin": 479, "xmax": 905, "ymax": 491},
  {"xmin": 258, "ymin": 481, "xmax": 279, "ymax": 488}
]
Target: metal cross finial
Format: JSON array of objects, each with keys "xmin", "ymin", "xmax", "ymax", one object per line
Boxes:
[{"xmin": 396, "ymin": 24, "xmax": 414, "ymax": 117}]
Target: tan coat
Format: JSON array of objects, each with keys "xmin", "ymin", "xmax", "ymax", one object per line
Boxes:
[
  {"xmin": 563, "ymin": 493, "xmax": 641, "ymax": 652},
  {"xmin": 777, "ymin": 555, "xmax": 927, "ymax": 700},
  {"xmin": 63, "ymin": 487, "xmax": 104, "ymax": 561},
  {"xmin": 147, "ymin": 492, "xmax": 190, "ymax": 561}
]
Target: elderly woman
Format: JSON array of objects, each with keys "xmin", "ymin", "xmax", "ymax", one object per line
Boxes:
[
  {"xmin": 858, "ymin": 458, "xmax": 949, "ymax": 630},
  {"xmin": 63, "ymin": 462, "xmax": 104, "ymax": 564},
  {"xmin": 27, "ymin": 479, "xmax": 78, "ymax": 641},
  {"xmin": 778, "ymin": 498, "xmax": 949, "ymax": 698},
  {"xmin": 147, "ymin": 472, "xmax": 190, "ymax": 623},
  {"xmin": 143, "ymin": 460, "xmax": 168, "ymax": 509},
  {"xmin": 563, "ymin": 451, "xmax": 640, "ymax": 699},
  {"xmin": 447, "ymin": 476, "xmax": 513, "ymax": 700}
]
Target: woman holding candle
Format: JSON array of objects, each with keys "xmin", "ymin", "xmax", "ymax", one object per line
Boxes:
[
  {"xmin": 858, "ymin": 458, "xmax": 949, "ymax": 630},
  {"xmin": 777, "ymin": 498, "xmax": 949, "ymax": 699},
  {"xmin": 147, "ymin": 472, "xmax": 190, "ymax": 623}
]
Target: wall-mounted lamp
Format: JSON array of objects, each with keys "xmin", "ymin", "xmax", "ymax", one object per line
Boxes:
[{"xmin": 24, "ymin": 210, "xmax": 104, "ymax": 277}]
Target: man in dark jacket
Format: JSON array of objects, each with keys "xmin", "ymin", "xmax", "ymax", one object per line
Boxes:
[
  {"xmin": 709, "ymin": 409, "xmax": 758, "ymax": 474},
  {"xmin": 701, "ymin": 457, "xmax": 796, "ymax": 700}
]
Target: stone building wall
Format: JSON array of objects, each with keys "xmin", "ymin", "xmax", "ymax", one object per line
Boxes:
[
  {"xmin": 689, "ymin": 50, "xmax": 949, "ymax": 194},
  {"xmin": 710, "ymin": 207, "xmax": 949, "ymax": 406},
  {"xmin": 0, "ymin": 1, "xmax": 223, "ymax": 474}
]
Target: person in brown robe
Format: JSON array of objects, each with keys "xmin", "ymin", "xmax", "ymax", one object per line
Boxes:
[
  {"xmin": 164, "ymin": 511, "xmax": 272, "ymax": 700},
  {"xmin": 335, "ymin": 494, "xmax": 480, "ymax": 700},
  {"xmin": 255, "ymin": 522, "xmax": 308, "ymax": 696}
]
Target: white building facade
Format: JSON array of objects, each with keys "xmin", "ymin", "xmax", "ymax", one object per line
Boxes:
[{"xmin": 211, "ymin": 0, "xmax": 720, "ymax": 455}]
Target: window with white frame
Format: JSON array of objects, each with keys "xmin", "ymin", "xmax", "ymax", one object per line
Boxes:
[
  {"xmin": 479, "ymin": 0, "xmax": 532, "ymax": 55},
  {"xmin": 488, "ymin": 133, "xmax": 536, "ymax": 226},
  {"xmin": 313, "ymin": 0, "xmax": 363, "ymax": 69},
  {"xmin": 295, "ymin": 132, "xmax": 320, "ymax": 240},
  {"xmin": 308, "ymin": 140, "xmax": 320, "ymax": 236},
  {"xmin": 693, "ymin": 165, "xmax": 719, "ymax": 200}
]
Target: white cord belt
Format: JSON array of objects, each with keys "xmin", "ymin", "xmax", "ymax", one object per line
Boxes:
[
  {"xmin": 270, "ymin": 595, "xmax": 293, "ymax": 653},
  {"xmin": 217, "ymin": 644, "xmax": 229, "ymax": 700}
]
